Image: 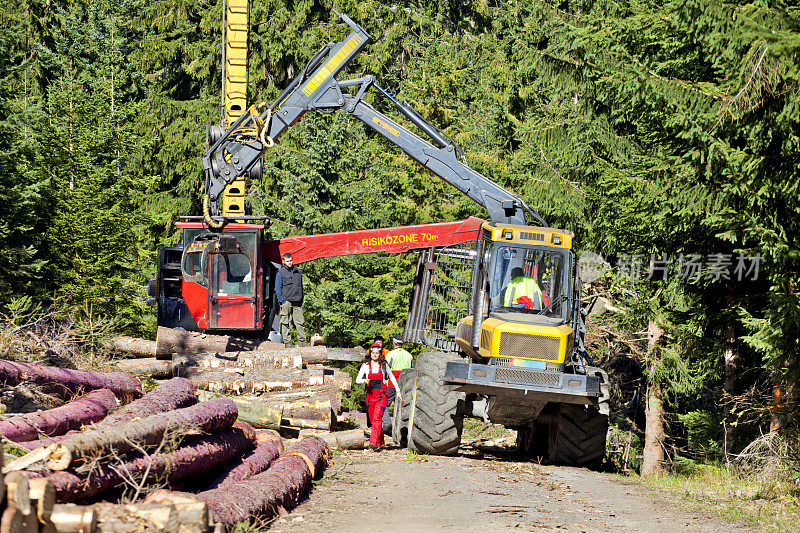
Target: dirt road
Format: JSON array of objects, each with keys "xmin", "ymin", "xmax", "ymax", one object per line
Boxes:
[{"xmin": 271, "ymin": 437, "xmax": 752, "ymax": 532}]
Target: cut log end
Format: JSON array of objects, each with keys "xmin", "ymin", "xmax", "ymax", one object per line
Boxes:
[
  {"xmin": 0, "ymin": 506, "xmax": 23, "ymax": 533},
  {"xmin": 5, "ymin": 472, "xmax": 31, "ymax": 516},
  {"xmin": 47, "ymin": 445, "xmax": 73, "ymax": 471},
  {"xmin": 29, "ymin": 478, "xmax": 56, "ymax": 522},
  {"xmin": 50, "ymin": 504, "xmax": 97, "ymax": 533}
]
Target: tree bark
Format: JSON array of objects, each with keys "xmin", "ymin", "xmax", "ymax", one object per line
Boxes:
[
  {"xmin": 43, "ymin": 399, "xmax": 237, "ymax": 471},
  {"xmin": 37, "ymin": 425, "xmax": 255, "ymax": 502},
  {"xmin": 642, "ymin": 320, "xmax": 665, "ymax": 475},
  {"xmin": 108, "ymin": 336, "xmax": 156, "ymax": 358},
  {"xmin": 0, "ymin": 360, "xmax": 142, "ymax": 401},
  {"xmin": 155, "ymin": 327, "xmax": 285, "ymax": 358},
  {"xmin": 0, "ymin": 389, "xmax": 118, "ymax": 442},
  {"xmin": 192, "ymin": 437, "xmax": 329, "ymax": 526}
]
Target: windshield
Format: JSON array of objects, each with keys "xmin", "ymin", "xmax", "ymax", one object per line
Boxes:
[
  {"xmin": 489, "ymin": 244, "xmax": 567, "ymax": 318},
  {"xmin": 211, "ymin": 232, "xmax": 256, "ymax": 297}
]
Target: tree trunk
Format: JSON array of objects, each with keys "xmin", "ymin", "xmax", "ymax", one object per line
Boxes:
[
  {"xmin": 51, "ymin": 502, "xmax": 207, "ymax": 533},
  {"xmin": 642, "ymin": 320, "xmax": 665, "ymax": 476},
  {"xmin": 112, "ymin": 358, "xmax": 187, "ymax": 379},
  {"xmin": 184, "ymin": 346, "xmax": 329, "ymax": 368},
  {"xmin": 37, "ymin": 425, "xmax": 255, "ymax": 502},
  {"xmin": 722, "ymin": 309, "xmax": 738, "ymax": 460},
  {"xmin": 42, "ymin": 399, "xmax": 237, "ymax": 471},
  {"xmin": 155, "ymin": 327, "xmax": 285, "ymax": 358},
  {"xmin": 0, "ymin": 389, "xmax": 118, "ymax": 442},
  {"xmin": 191, "ymin": 438, "xmax": 329, "ymax": 526},
  {"xmin": 98, "ymin": 378, "xmax": 197, "ymax": 427},
  {"xmin": 50, "ymin": 504, "xmax": 97, "ymax": 533},
  {"xmin": 197, "ymin": 392, "xmax": 332, "ymax": 430},
  {"xmin": 316, "ymin": 429, "xmax": 366, "ymax": 450},
  {"xmin": 0, "ymin": 361, "xmax": 142, "ymax": 401},
  {"xmin": 108, "ymin": 336, "xmax": 156, "ymax": 358},
  {"xmin": 203, "ymin": 440, "xmax": 282, "ymax": 490}
]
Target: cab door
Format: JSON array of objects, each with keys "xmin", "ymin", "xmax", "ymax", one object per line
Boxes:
[{"xmin": 209, "ymin": 232, "xmax": 260, "ymax": 330}]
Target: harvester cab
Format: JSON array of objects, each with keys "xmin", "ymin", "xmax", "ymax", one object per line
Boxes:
[
  {"xmin": 176, "ymin": 221, "xmax": 271, "ymax": 333},
  {"xmin": 453, "ymin": 223, "xmax": 577, "ymax": 370}
]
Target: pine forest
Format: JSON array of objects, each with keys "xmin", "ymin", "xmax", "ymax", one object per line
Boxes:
[{"xmin": 1, "ymin": 0, "xmax": 799, "ymax": 523}]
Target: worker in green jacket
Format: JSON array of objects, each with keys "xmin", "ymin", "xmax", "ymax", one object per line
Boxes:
[
  {"xmin": 382, "ymin": 336, "xmax": 414, "ymax": 437},
  {"xmin": 503, "ymin": 267, "xmax": 544, "ymax": 310}
]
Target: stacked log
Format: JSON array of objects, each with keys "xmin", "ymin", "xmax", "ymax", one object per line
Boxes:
[
  {"xmin": 111, "ymin": 358, "xmax": 187, "ymax": 379},
  {"xmin": 0, "ymin": 361, "xmax": 142, "ymax": 400},
  {"xmin": 97, "ymin": 378, "xmax": 197, "ymax": 426},
  {"xmin": 44, "ymin": 398, "xmax": 238, "ymax": 472},
  {"xmin": 149, "ymin": 437, "xmax": 330, "ymax": 527},
  {"xmin": 109, "ymin": 336, "xmax": 156, "ymax": 358},
  {"xmin": 0, "ymin": 333, "xmax": 358, "ymax": 531},
  {"xmin": 0, "ymin": 389, "xmax": 118, "ymax": 442},
  {"xmin": 197, "ymin": 391, "xmax": 334, "ymax": 431},
  {"xmin": 38, "ymin": 424, "xmax": 256, "ymax": 502},
  {"xmin": 155, "ymin": 327, "xmax": 285, "ymax": 358}
]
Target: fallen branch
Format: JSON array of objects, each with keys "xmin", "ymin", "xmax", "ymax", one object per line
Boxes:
[
  {"xmin": 0, "ymin": 388, "xmax": 118, "ymax": 442},
  {"xmin": 0, "ymin": 360, "xmax": 142, "ymax": 400}
]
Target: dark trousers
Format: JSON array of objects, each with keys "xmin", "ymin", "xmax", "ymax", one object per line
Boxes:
[{"xmin": 381, "ymin": 387, "xmax": 396, "ymax": 436}]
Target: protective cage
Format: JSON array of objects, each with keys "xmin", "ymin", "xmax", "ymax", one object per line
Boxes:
[{"xmin": 404, "ymin": 242, "xmax": 477, "ymax": 352}]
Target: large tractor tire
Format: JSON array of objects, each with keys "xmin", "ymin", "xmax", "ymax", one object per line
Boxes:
[
  {"xmin": 407, "ymin": 352, "xmax": 465, "ymax": 456},
  {"xmin": 516, "ymin": 422, "xmax": 550, "ymax": 459},
  {"xmin": 550, "ymin": 403, "xmax": 608, "ymax": 468},
  {"xmin": 391, "ymin": 368, "xmax": 414, "ymax": 447}
]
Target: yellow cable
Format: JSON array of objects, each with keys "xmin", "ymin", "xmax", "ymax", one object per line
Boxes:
[
  {"xmin": 259, "ymin": 107, "xmax": 275, "ymax": 148},
  {"xmin": 202, "ymin": 194, "xmax": 226, "ymax": 230}
]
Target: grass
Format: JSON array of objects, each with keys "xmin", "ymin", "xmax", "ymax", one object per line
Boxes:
[
  {"xmin": 405, "ymin": 450, "xmax": 430, "ymax": 462},
  {"xmin": 462, "ymin": 419, "xmax": 516, "ymax": 442},
  {"xmin": 622, "ymin": 463, "xmax": 800, "ymax": 532}
]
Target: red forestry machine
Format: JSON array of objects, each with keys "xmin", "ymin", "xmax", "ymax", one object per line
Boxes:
[{"xmin": 150, "ymin": 12, "xmax": 610, "ymax": 466}]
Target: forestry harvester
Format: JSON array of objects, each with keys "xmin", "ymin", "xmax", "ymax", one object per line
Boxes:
[{"xmin": 152, "ymin": 12, "xmax": 610, "ymax": 466}]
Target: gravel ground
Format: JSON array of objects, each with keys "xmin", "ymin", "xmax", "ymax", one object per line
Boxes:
[{"xmin": 270, "ymin": 436, "xmax": 753, "ymax": 532}]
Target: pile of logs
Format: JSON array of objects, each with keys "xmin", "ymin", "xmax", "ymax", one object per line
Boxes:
[
  {"xmin": 111, "ymin": 327, "xmax": 358, "ymax": 433},
  {"xmin": 0, "ymin": 355, "xmax": 367, "ymax": 532}
]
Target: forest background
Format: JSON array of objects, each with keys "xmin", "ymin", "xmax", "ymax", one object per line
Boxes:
[{"xmin": 1, "ymin": 0, "xmax": 798, "ymax": 479}]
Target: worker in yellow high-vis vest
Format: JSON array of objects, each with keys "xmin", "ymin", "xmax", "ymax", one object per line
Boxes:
[
  {"xmin": 503, "ymin": 267, "xmax": 544, "ymax": 309},
  {"xmin": 382, "ymin": 336, "xmax": 414, "ymax": 437}
]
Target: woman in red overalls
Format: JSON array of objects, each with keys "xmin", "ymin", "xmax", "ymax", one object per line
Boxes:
[{"xmin": 356, "ymin": 342, "xmax": 401, "ymax": 450}]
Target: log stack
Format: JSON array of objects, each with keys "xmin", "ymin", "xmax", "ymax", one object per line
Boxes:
[{"xmin": 0, "ymin": 356, "xmax": 348, "ymax": 531}]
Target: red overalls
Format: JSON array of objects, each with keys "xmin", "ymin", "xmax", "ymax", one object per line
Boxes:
[{"xmin": 365, "ymin": 362, "xmax": 389, "ymax": 448}]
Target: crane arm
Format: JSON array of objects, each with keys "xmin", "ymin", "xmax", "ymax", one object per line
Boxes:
[{"xmin": 203, "ymin": 12, "xmax": 545, "ymax": 226}]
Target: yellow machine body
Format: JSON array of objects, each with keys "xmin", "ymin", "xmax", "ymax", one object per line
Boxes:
[{"xmin": 454, "ymin": 221, "xmax": 576, "ymax": 367}]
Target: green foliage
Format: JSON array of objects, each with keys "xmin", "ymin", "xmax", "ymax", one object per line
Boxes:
[{"xmin": 1, "ymin": 0, "xmax": 799, "ymax": 462}]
